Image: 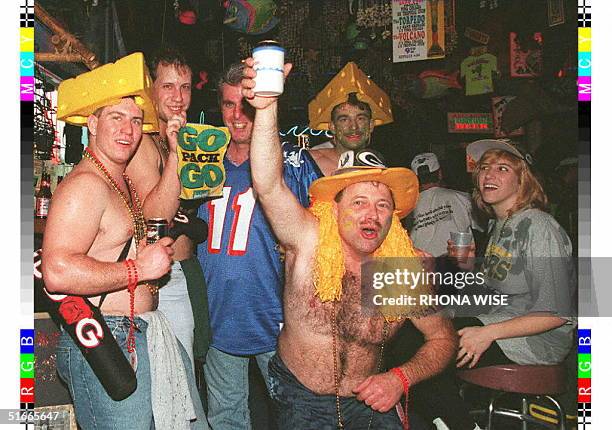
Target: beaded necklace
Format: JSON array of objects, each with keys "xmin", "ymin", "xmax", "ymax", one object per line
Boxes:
[
  {"xmin": 83, "ymin": 148, "xmax": 160, "ymax": 361},
  {"xmin": 331, "ymin": 299, "xmax": 388, "ymax": 429},
  {"xmin": 83, "ymin": 148, "xmax": 146, "ymax": 246},
  {"xmin": 82, "ymin": 149, "xmax": 159, "ymax": 295}
]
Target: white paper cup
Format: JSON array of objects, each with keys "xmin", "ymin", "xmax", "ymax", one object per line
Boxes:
[{"xmin": 253, "ymin": 42, "xmax": 285, "ymax": 97}]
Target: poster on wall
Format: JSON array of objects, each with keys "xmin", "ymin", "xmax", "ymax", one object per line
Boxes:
[
  {"xmin": 491, "ymin": 96, "xmax": 525, "ymax": 138},
  {"xmin": 547, "ymin": 0, "xmax": 565, "ymax": 27},
  {"xmin": 392, "ymin": 0, "xmax": 445, "ymax": 63},
  {"xmin": 509, "ymin": 32, "xmax": 543, "ymax": 78}
]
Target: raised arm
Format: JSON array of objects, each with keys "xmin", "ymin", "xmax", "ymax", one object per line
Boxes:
[
  {"xmin": 126, "ymin": 114, "xmax": 185, "ymax": 221},
  {"xmin": 42, "ymin": 172, "xmax": 174, "ymax": 295},
  {"xmin": 242, "ymin": 59, "xmax": 317, "ymax": 250}
]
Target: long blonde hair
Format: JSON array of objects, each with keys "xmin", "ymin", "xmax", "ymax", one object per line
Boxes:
[
  {"xmin": 472, "ymin": 149, "xmax": 548, "ymax": 218},
  {"xmin": 308, "ymin": 200, "xmax": 420, "ymax": 302}
]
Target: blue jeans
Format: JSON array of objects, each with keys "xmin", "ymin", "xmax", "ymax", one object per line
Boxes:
[
  {"xmin": 268, "ymin": 353, "xmax": 424, "ymax": 430},
  {"xmin": 204, "ymin": 347, "xmax": 274, "ymax": 430},
  {"xmin": 57, "ymin": 316, "xmax": 154, "ymax": 429},
  {"xmin": 57, "ymin": 315, "xmax": 208, "ymax": 429}
]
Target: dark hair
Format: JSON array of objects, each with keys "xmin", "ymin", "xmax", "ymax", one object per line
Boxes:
[
  {"xmin": 331, "ymin": 92, "xmax": 372, "ymax": 122},
  {"xmin": 416, "ymin": 166, "xmax": 440, "ymax": 185},
  {"xmin": 148, "ymin": 46, "xmax": 192, "ymax": 81},
  {"xmin": 217, "ymin": 63, "xmax": 245, "ymax": 99}
]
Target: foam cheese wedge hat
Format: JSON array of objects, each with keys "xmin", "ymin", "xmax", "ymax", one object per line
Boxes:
[
  {"xmin": 309, "ymin": 149, "xmax": 419, "ymax": 219},
  {"xmin": 58, "ymin": 52, "xmax": 159, "ymax": 133},
  {"xmin": 308, "ymin": 62, "xmax": 393, "ymax": 130}
]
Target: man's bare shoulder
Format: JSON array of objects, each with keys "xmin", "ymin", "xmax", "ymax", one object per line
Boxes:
[
  {"xmin": 52, "ymin": 166, "xmax": 111, "ymax": 207},
  {"xmin": 308, "ymin": 148, "xmax": 338, "ymax": 176},
  {"xmin": 45, "ymin": 166, "xmax": 112, "ymax": 241},
  {"xmin": 309, "ymin": 147, "xmax": 335, "ymax": 161},
  {"xmin": 126, "ymin": 134, "xmax": 161, "ymax": 175}
]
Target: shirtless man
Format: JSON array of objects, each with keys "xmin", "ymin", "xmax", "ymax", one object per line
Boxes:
[
  {"xmin": 242, "ymin": 61, "xmax": 457, "ymax": 428},
  {"xmin": 126, "ymin": 47, "xmax": 209, "ymax": 369},
  {"xmin": 42, "ymin": 56, "xmax": 207, "ymax": 429}
]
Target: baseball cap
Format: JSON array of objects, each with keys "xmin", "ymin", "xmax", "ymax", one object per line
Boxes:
[{"xmin": 466, "ymin": 139, "xmax": 534, "ymax": 167}]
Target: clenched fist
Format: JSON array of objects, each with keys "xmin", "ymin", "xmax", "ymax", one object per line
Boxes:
[
  {"xmin": 134, "ymin": 236, "xmax": 175, "ymax": 280},
  {"xmin": 166, "ymin": 112, "xmax": 187, "ymax": 152}
]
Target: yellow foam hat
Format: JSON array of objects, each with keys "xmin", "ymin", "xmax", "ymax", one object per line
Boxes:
[
  {"xmin": 309, "ymin": 150, "xmax": 418, "ymax": 218},
  {"xmin": 308, "ymin": 62, "xmax": 393, "ymax": 131},
  {"xmin": 57, "ymin": 52, "xmax": 158, "ymax": 133}
]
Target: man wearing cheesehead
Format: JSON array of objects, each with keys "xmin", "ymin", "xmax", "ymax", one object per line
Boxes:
[
  {"xmin": 43, "ymin": 53, "xmax": 208, "ymax": 429},
  {"xmin": 241, "ymin": 60, "xmax": 456, "ymax": 429},
  {"xmin": 126, "ymin": 47, "xmax": 209, "ymax": 371},
  {"xmin": 308, "ymin": 62, "xmax": 393, "ymax": 176}
]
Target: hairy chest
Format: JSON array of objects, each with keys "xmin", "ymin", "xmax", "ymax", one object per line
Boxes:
[{"xmin": 288, "ymin": 273, "xmax": 400, "ymax": 345}]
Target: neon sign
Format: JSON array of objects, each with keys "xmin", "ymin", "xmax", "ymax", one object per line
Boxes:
[{"xmin": 279, "ymin": 125, "xmax": 333, "ymax": 139}]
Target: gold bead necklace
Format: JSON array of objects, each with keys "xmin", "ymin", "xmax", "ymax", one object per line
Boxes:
[
  {"xmin": 83, "ymin": 148, "xmax": 158, "ymax": 295},
  {"xmin": 332, "ymin": 299, "xmax": 388, "ymax": 429}
]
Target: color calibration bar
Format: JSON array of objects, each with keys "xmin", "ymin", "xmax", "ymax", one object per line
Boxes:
[
  {"xmin": 577, "ymin": 329, "xmax": 591, "ymax": 429},
  {"xmin": 20, "ymin": 0, "xmax": 35, "ymax": 425},
  {"xmin": 577, "ymin": 2, "xmax": 591, "ymax": 428},
  {"xmin": 578, "ymin": 0, "xmax": 591, "ymax": 101}
]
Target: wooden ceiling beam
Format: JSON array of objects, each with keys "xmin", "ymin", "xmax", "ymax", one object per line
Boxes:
[{"xmin": 34, "ymin": 3, "xmax": 100, "ymax": 70}]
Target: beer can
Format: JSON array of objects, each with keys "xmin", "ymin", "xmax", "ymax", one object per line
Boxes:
[{"xmin": 146, "ymin": 218, "xmax": 169, "ymax": 244}]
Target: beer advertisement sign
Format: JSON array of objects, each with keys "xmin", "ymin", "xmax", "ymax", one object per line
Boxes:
[
  {"xmin": 392, "ymin": 0, "xmax": 445, "ymax": 63},
  {"xmin": 177, "ymin": 123, "xmax": 230, "ymax": 200}
]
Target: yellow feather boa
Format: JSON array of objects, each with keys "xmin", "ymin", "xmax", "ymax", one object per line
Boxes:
[{"xmin": 308, "ymin": 201, "xmax": 433, "ymax": 318}]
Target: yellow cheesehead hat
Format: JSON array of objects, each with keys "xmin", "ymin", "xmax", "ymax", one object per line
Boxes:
[
  {"xmin": 58, "ymin": 52, "xmax": 158, "ymax": 133},
  {"xmin": 308, "ymin": 62, "xmax": 393, "ymax": 131}
]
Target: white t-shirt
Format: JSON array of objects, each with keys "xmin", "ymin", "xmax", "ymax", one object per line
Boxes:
[{"xmin": 409, "ymin": 186, "xmax": 482, "ymax": 257}]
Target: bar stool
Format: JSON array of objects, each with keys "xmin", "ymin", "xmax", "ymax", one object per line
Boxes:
[{"xmin": 457, "ymin": 364, "xmax": 567, "ymax": 429}]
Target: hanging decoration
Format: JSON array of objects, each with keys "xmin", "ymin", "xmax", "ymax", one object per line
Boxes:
[
  {"xmin": 355, "ymin": 2, "xmax": 392, "ymax": 28},
  {"xmin": 479, "ymin": 0, "xmax": 499, "ymax": 10},
  {"xmin": 444, "ymin": 0, "xmax": 458, "ymax": 55},
  {"xmin": 408, "ymin": 70, "xmax": 462, "ymax": 99},
  {"xmin": 491, "ymin": 96, "xmax": 525, "ymax": 138},
  {"xmin": 509, "ymin": 32, "xmax": 543, "ymax": 78},
  {"xmin": 223, "ymin": 0, "xmax": 279, "ymax": 35},
  {"xmin": 460, "ymin": 48, "xmax": 497, "ymax": 96},
  {"xmin": 351, "ymin": 0, "xmax": 392, "ymax": 43},
  {"xmin": 391, "ymin": 0, "xmax": 445, "ymax": 63},
  {"xmin": 195, "ymin": 71, "xmax": 209, "ymax": 90},
  {"xmin": 547, "ymin": 0, "xmax": 565, "ymax": 27}
]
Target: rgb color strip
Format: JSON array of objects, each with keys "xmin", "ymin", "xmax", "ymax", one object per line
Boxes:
[
  {"xmin": 577, "ymin": 329, "xmax": 591, "ymax": 428},
  {"xmin": 20, "ymin": 0, "xmax": 35, "ymax": 423},
  {"xmin": 20, "ymin": 330, "xmax": 35, "ymax": 406}
]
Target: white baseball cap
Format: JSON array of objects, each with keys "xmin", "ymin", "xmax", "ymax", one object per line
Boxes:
[{"xmin": 466, "ymin": 139, "xmax": 533, "ymax": 165}]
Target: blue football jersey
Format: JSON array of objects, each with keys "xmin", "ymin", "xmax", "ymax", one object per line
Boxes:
[{"xmin": 197, "ymin": 144, "xmax": 321, "ymax": 355}]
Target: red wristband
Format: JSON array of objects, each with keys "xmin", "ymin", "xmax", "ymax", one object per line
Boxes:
[
  {"xmin": 391, "ymin": 367, "xmax": 410, "ymax": 430},
  {"xmin": 391, "ymin": 367, "xmax": 410, "ymax": 394}
]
